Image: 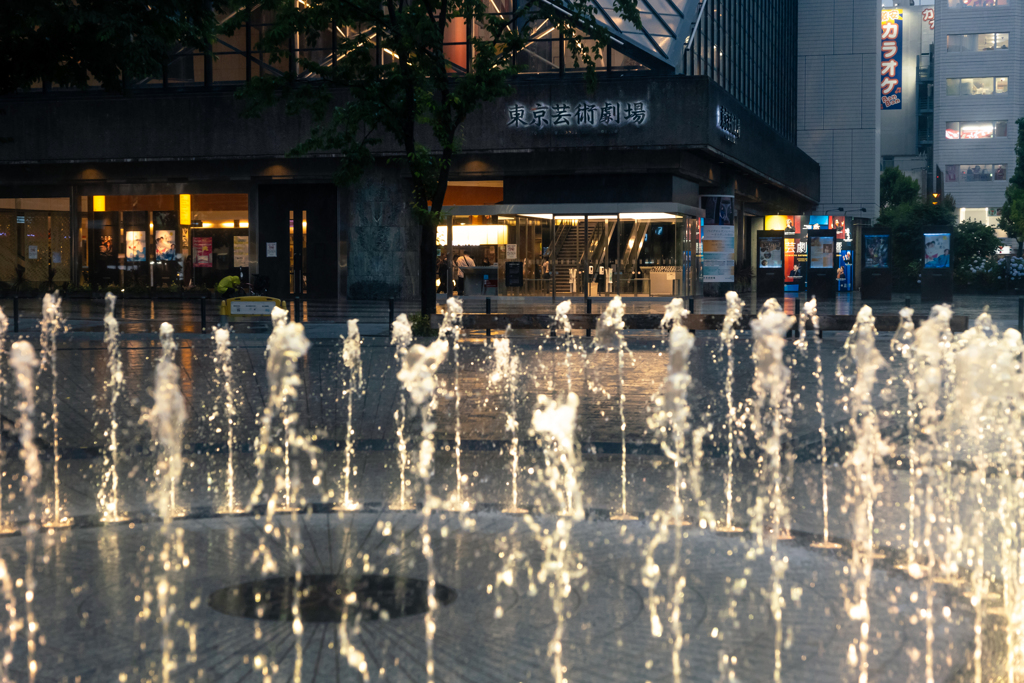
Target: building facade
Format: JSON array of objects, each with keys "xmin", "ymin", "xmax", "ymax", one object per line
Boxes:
[
  {"xmin": 0, "ymin": 1, "xmax": 818, "ymax": 300},
  {"xmin": 932, "ymin": 0, "xmax": 1019, "ymax": 230}
]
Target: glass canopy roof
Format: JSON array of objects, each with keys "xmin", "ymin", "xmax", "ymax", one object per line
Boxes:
[{"xmin": 585, "ymin": 0, "xmax": 700, "ymax": 68}]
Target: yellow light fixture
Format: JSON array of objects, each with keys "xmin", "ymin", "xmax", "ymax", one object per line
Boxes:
[
  {"xmin": 93, "ymin": 196, "xmax": 105, "ymax": 212},
  {"xmin": 619, "ymin": 212, "xmax": 678, "ymax": 220},
  {"xmin": 436, "ymin": 224, "xmax": 508, "ymax": 246},
  {"xmin": 179, "ymin": 194, "xmax": 191, "ymax": 226}
]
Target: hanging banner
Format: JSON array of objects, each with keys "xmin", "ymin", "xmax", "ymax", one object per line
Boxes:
[
  {"xmin": 700, "ymin": 195, "xmax": 735, "ymax": 283},
  {"xmin": 881, "ymin": 9, "xmax": 903, "ymax": 110},
  {"xmin": 194, "ymin": 236, "xmax": 213, "ymax": 268},
  {"xmin": 233, "ymin": 236, "xmax": 249, "ymax": 268}
]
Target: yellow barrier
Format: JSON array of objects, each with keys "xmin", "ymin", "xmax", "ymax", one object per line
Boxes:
[{"xmin": 219, "ymin": 296, "xmax": 286, "ymax": 323}]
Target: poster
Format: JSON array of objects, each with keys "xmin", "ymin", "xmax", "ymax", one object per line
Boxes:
[
  {"xmin": 785, "ymin": 238, "xmax": 804, "ymax": 283},
  {"xmin": 700, "ymin": 196, "xmax": 734, "ymax": 227},
  {"xmin": 864, "ymin": 235, "xmax": 890, "ymax": 268},
  {"xmin": 924, "ymin": 233, "xmax": 950, "ymax": 268},
  {"xmin": 155, "ymin": 230, "xmax": 176, "ymax": 261},
  {"xmin": 881, "ymin": 9, "xmax": 903, "ymax": 110},
  {"xmin": 506, "ymin": 244, "xmax": 518, "ymax": 260},
  {"xmin": 808, "ymin": 215, "xmax": 829, "ymax": 230},
  {"xmin": 266, "ymin": 242, "xmax": 277, "ymax": 257},
  {"xmin": 809, "ymin": 236, "xmax": 835, "ymax": 269},
  {"xmin": 765, "ymin": 215, "xmax": 801, "ymax": 233},
  {"xmin": 702, "ymin": 225, "xmax": 735, "ymax": 282},
  {"xmin": 27, "ymin": 245, "xmax": 37, "ymax": 260},
  {"xmin": 233, "ymin": 236, "xmax": 249, "ymax": 268},
  {"xmin": 758, "ymin": 237, "xmax": 782, "ymax": 268},
  {"xmin": 195, "ymin": 236, "xmax": 213, "ymax": 268},
  {"xmin": 99, "ymin": 235, "xmax": 114, "ymax": 256},
  {"xmin": 829, "ymin": 216, "xmax": 847, "ymax": 239},
  {"xmin": 126, "ymin": 231, "xmax": 146, "ymax": 262}
]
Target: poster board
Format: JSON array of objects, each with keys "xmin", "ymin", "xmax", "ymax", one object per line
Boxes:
[
  {"xmin": 233, "ymin": 236, "xmax": 249, "ymax": 268},
  {"xmin": 155, "ymin": 230, "xmax": 176, "ymax": 261},
  {"xmin": 755, "ymin": 231, "xmax": 785, "ymax": 298},
  {"xmin": 861, "ymin": 227, "xmax": 892, "ymax": 301},
  {"xmin": 125, "ymin": 231, "xmax": 146, "ymax": 262}
]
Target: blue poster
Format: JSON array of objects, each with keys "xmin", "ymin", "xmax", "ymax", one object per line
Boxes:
[{"xmin": 881, "ymin": 9, "xmax": 903, "ymax": 110}]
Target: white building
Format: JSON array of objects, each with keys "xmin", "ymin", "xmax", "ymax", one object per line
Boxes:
[
  {"xmin": 933, "ymin": 0, "xmax": 1018, "ymax": 229},
  {"xmin": 797, "ymin": 0, "xmax": 883, "ymax": 223}
]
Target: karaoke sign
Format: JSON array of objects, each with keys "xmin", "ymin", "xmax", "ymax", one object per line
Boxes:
[{"xmin": 881, "ymin": 9, "xmax": 903, "ymax": 110}]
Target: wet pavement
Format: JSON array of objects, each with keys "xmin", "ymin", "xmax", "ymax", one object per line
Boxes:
[{"xmin": 0, "ymin": 293, "xmax": 1011, "ymax": 682}]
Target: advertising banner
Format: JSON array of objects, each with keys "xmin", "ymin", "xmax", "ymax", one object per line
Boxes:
[
  {"xmin": 924, "ymin": 233, "xmax": 951, "ymax": 268},
  {"xmin": 702, "ymin": 224, "xmax": 735, "ymax": 283},
  {"xmin": 195, "ymin": 236, "xmax": 213, "ymax": 268},
  {"xmin": 701, "ymin": 196, "xmax": 735, "ymax": 283},
  {"xmin": 765, "ymin": 215, "xmax": 801, "ymax": 233},
  {"xmin": 881, "ymin": 9, "xmax": 903, "ymax": 110},
  {"xmin": 864, "ymin": 235, "xmax": 890, "ymax": 268}
]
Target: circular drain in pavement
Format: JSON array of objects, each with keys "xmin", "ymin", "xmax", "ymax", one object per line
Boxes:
[{"xmin": 209, "ymin": 574, "xmax": 456, "ymax": 623}]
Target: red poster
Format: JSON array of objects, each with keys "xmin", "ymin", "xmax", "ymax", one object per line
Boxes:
[
  {"xmin": 784, "ymin": 238, "xmax": 799, "ymax": 283},
  {"xmin": 195, "ymin": 237, "xmax": 213, "ymax": 268}
]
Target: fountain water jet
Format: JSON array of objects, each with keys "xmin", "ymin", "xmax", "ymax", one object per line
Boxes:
[
  {"xmin": 39, "ymin": 293, "xmax": 65, "ymax": 526},
  {"xmin": 718, "ymin": 291, "xmax": 745, "ymax": 533},
  {"xmin": 397, "ymin": 338, "xmax": 450, "ymax": 683},
  {"xmin": 749, "ymin": 298, "xmax": 795, "ymax": 683},
  {"xmin": 526, "ymin": 392, "xmax": 586, "ymax": 683},
  {"xmin": 390, "ymin": 313, "xmax": 414, "ymax": 509},
  {"xmin": 341, "ymin": 318, "xmax": 364, "ymax": 510},
  {"xmin": 841, "ymin": 306, "xmax": 888, "ymax": 683},
  {"xmin": 10, "ymin": 341, "xmax": 41, "ymax": 682},
  {"xmin": 591, "ymin": 296, "xmax": 633, "ymax": 519},
  {"xmin": 490, "ymin": 333, "xmax": 525, "ymax": 513},
  {"xmin": 213, "ymin": 326, "xmax": 238, "ymax": 513},
  {"xmin": 439, "ymin": 298, "xmax": 466, "ymax": 509},
  {"xmin": 98, "ymin": 292, "xmax": 125, "ymax": 521}
]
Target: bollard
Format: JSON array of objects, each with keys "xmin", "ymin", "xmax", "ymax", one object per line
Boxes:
[
  {"xmin": 11, "ymin": 295, "xmax": 18, "ymax": 334},
  {"xmin": 1018, "ymin": 297, "xmax": 1023, "ymax": 334},
  {"xmin": 388, "ymin": 298, "xmax": 395, "ymax": 333},
  {"xmin": 486, "ymin": 297, "xmax": 491, "ymax": 338},
  {"xmin": 586, "ymin": 298, "xmax": 592, "ymax": 338},
  {"xmin": 200, "ymin": 295, "xmax": 207, "ymax": 332}
]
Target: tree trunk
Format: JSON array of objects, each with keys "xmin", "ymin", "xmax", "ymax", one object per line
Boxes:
[{"xmin": 420, "ymin": 214, "xmax": 436, "ymax": 316}]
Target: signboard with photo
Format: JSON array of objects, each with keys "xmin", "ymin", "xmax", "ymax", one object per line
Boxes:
[
  {"xmin": 864, "ymin": 235, "xmax": 890, "ymax": 269},
  {"xmin": 701, "ymin": 196, "xmax": 735, "ymax": 283},
  {"xmin": 924, "ymin": 233, "xmax": 951, "ymax": 269},
  {"xmin": 126, "ymin": 231, "xmax": 146, "ymax": 262},
  {"xmin": 155, "ymin": 230, "xmax": 176, "ymax": 261}
]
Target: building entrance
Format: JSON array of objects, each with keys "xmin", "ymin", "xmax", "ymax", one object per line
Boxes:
[
  {"xmin": 257, "ymin": 184, "xmax": 338, "ymax": 299},
  {"xmin": 442, "ymin": 204, "xmax": 703, "ymax": 298}
]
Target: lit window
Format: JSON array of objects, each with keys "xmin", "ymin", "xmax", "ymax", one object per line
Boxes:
[
  {"xmin": 949, "ymin": 0, "xmax": 1009, "ymax": 6},
  {"xmin": 996, "ymin": 77, "xmax": 1009, "ymax": 93},
  {"xmin": 943, "ymin": 121, "xmax": 1007, "ymax": 139},
  {"xmin": 947, "ymin": 33, "xmax": 1010, "ymax": 51},
  {"xmin": 945, "ymin": 77, "xmax": 1007, "ymax": 95}
]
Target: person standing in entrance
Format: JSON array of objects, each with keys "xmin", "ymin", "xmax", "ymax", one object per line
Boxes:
[{"xmin": 456, "ymin": 249, "xmax": 475, "ymax": 295}]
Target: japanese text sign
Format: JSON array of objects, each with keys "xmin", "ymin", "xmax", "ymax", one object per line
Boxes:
[
  {"xmin": 881, "ymin": 9, "xmax": 903, "ymax": 110},
  {"xmin": 507, "ymin": 101, "xmax": 649, "ymax": 130}
]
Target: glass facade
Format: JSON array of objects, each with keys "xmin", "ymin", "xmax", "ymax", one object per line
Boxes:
[
  {"xmin": 682, "ymin": 0, "xmax": 798, "ymax": 142},
  {"xmin": 0, "ymin": 199, "xmax": 72, "ymax": 291},
  {"xmin": 945, "ymin": 164, "xmax": 1008, "ymax": 181},
  {"xmin": 945, "ymin": 76, "xmax": 1009, "ymax": 95},
  {"xmin": 944, "ymin": 120, "xmax": 1008, "ymax": 139},
  {"xmin": 439, "ymin": 212, "xmax": 701, "ymax": 297}
]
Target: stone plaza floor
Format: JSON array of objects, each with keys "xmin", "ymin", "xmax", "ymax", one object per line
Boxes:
[{"xmin": 0, "ymin": 291, "xmax": 1012, "ymax": 682}]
